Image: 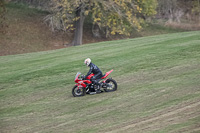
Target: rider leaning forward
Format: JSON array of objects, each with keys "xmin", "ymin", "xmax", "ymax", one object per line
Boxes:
[{"xmin": 84, "ymin": 58, "xmax": 102, "ymax": 93}]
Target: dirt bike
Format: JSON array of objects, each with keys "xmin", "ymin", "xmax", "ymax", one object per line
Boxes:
[{"xmin": 72, "ymin": 69, "xmax": 117, "ymax": 97}]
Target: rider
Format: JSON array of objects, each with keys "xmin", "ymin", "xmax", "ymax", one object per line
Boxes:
[{"xmin": 84, "ymin": 58, "xmax": 102, "ymax": 93}]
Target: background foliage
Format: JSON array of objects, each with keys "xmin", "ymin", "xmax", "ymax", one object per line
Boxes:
[{"xmin": 49, "ymin": 0, "xmax": 158, "ymax": 37}]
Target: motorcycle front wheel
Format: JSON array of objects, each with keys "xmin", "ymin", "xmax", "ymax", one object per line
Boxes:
[
  {"xmin": 72, "ymin": 85, "xmax": 86, "ymax": 97},
  {"xmin": 104, "ymin": 78, "xmax": 117, "ymax": 92}
]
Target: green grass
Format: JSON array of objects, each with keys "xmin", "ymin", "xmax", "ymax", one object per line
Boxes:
[
  {"xmin": 131, "ymin": 23, "xmax": 187, "ymax": 38},
  {"xmin": 0, "ymin": 31, "xmax": 200, "ymax": 133}
]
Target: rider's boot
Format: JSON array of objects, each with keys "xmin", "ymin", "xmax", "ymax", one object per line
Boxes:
[
  {"xmin": 91, "ymin": 79, "xmax": 102, "ymax": 94},
  {"xmin": 94, "ymin": 84, "xmax": 101, "ymax": 93}
]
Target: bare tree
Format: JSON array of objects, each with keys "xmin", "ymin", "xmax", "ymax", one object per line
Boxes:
[{"xmin": 157, "ymin": 0, "xmax": 200, "ymax": 23}]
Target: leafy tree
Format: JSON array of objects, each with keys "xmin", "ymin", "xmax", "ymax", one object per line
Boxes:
[
  {"xmin": 48, "ymin": 0, "xmax": 157, "ymax": 46},
  {"xmin": 192, "ymin": 0, "xmax": 200, "ymax": 14}
]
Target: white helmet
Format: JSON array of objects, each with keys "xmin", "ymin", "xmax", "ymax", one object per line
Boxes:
[{"xmin": 84, "ymin": 58, "xmax": 91, "ymax": 66}]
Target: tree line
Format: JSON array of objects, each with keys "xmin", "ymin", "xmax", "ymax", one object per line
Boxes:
[
  {"xmin": 5, "ymin": 0, "xmax": 200, "ymax": 45},
  {"xmin": 157, "ymin": 0, "xmax": 200, "ymax": 23}
]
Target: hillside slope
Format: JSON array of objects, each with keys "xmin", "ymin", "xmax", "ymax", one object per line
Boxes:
[
  {"xmin": 0, "ymin": 3, "xmax": 66, "ymax": 56},
  {"xmin": 0, "ymin": 31, "xmax": 200, "ymax": 133},
  {"xmin": 0, "ymin": 3, "xmax": 187, "ymax": 56}
]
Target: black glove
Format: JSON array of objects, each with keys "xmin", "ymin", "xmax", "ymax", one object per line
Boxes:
[{"xmin": 81, "ymin": 75, "xmax": 85, "ymax": 80}]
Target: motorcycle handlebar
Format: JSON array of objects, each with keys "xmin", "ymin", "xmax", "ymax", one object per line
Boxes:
[{"xmin": 81, "ymin": 75, "xmax": 85, "ymax": 80}]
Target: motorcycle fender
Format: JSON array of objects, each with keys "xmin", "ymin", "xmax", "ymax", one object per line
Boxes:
[
  {"xmin": 75, "ymin": 84, "xmax": 86, "ymax": 88},
  {"xmin": 103, "ymin": 78, "xmax": 112, "ymax": 83}
]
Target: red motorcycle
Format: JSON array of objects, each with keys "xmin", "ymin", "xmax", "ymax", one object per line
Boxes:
[{"xmin": 72, "ymin": 69, "xmax": 117, "ymax": 97}]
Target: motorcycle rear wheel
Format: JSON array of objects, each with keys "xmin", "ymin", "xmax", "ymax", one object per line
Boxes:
[
  {"xmin": 104, "ymin": 78, "xmax": 117, "ymax": 92},
  {"xmin": 72, "ymin": 85, "xmax": 85, "ymax": 97}
]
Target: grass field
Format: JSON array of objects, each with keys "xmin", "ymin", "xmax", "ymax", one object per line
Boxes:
[{"xmin": 0, "ymin": 31, "xmax": 200, "ymax": 133}]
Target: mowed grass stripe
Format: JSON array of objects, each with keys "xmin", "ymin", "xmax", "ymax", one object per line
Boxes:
[{"xmin": 0, "ymin": 31, "xmax": 200, "ymax": 133}]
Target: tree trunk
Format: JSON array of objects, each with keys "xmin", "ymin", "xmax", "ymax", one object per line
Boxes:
[{"xmin": 71, "ymin": 7, "xmax": 85, "ymax": 46}]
